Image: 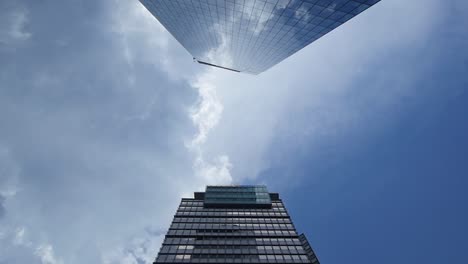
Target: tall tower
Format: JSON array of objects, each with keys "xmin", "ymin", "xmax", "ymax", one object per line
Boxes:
[
  {"xmin": 154, "ymin": 185, "xmax": 320, "ymax": 264},
  {"xmin": 139, "ymin": 0, "xmax": 381, "ymax": 74}
]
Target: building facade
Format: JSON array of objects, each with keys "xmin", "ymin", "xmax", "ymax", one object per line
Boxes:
[
  {"xmin": 139, "ymin": 0, "xmax": 381, "ymax": 74},
  {"xmin": 154, "ymin": 185, "xmax": 320, "ymax": 264}
]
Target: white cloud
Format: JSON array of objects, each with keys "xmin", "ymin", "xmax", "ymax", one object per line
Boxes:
[
  {"xmin": 194, "ymin": 154, "xmax": 233, "ymax": 185},
  {"xmin": 189, "ymin": 71, "xmax": 224, "ymax": 147},
  {"xmin": 0, "ymin": 146, "xmax": 20, "ymax": 221},
  {"xmin": 186, "ymin": 68, "xmax": 233, "ymax": 185},
  {"xmin": 0, "ymin": 1, "xmax": 200, "ymax": 263},
  {"xmin": 189, "ymin": 0, "xmax": 447, "ymax": 184},
  {"xmin": 0, "ymin": 226, "xmax": 62, "ymax": 264},
  {"xmin": 110, "ymin": 0, "xmax": 169, "ymax": 86},
  {"xmin": 111, "ymin": 0, "xmax": 199, "ymax": 82},
  {"xmin": 102, "ymin": 231, "xmax": 165, "ymax": 264},
  {"xmin": 0, "ymin": 146, "xmax": 20, "ymax": 197},
  {"xmin": 35, "ymin": 244, "xmax": 63, "ymax": 264},
  {"xmin": 111, "ymin": 1, "xmax": 167, "ymax": 67},
  {"xmin": 0, "ymin": 7, "xmax": 31, "ymax": 44},
  {"xmin": 12, "ymin": 227, "xmax": 28, "ymax": 246},
  {"xmin": 0, "ymin": 0, "xmax": 456, "ymax": 263}
]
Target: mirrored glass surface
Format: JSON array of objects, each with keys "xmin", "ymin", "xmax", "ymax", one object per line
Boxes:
[{"xmin": 139, "ymin": 0, "xmax": 381, "ymax": 74}]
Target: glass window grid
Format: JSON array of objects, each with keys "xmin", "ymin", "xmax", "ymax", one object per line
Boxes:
[
  {"xmin": 140, "ymin": 0, "xmax": 380, "ymax": 74},
  {"xmin": 156, "ymin": 253, "xmax": 310, "ymax": 263},
  {"xmin": 173, "ymin": 217, "xmax": 292, "ymax": 224},
  {"xmin": 165, "ymin": 229, "xmax": 297, "ymax": 237},
  {"xmin": 175, "ymin": 213, "xmax": 289, "ymax": 218},
  {"xmin": 163, "ymin": 237, "xmax": 303, "ymax": 246},
  {"xmin": 155, "ymin": 188, "xmax": 311, "ymax": 263},
  {"xmin": 178, "ymin": 201, "xmax": 285, "ymax": 208},
  {"xmin": 205, "ymin": 186, "xmax": 272, "ymax": 205},
  {"xmin": 176, "ymin": 206, "xmax": 287, "ymax": 212},
  {"xmin": 170, "ymin": 223, "xmax": 295, "ymax": 230},
  {"xmin": 159, "ymin": 245, "xmax": 305, "ymax": 253}
]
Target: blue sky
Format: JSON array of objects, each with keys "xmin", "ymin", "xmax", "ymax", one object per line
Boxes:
[{"xmin": 1, "ymin": 0, "xmax": 467, "ymax": 263}]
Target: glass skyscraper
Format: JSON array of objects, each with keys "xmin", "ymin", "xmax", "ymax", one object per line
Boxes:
[
  {"xmin": 139, "ymin": 0, "xmax": 381, "ymax": 74},
  {"xmin": 153, "ymin": 185, "xmax": 320, "ymax": 264}
]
